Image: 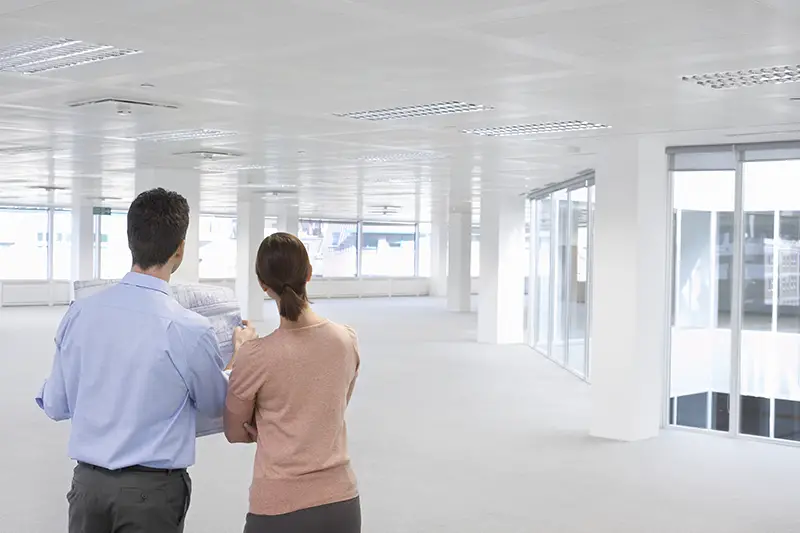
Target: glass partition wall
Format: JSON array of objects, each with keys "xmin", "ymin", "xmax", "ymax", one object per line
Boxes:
[
  {"xmin": 669, "ymin": 142, "xmax": 800, "ymax": 443},
  {"xmin": 528, "ymin": 174, "xmax": 595, "ymax": 380}
]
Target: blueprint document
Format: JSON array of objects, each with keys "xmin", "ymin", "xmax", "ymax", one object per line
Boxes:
[{"xmin": 73, "ymin": 279, "xmax": 242, "ymax": 437}]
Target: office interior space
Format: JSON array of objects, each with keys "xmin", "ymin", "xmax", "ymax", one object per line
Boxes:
[{"xmin": 5, "ymin": 1, "xmax": 800, "ymax": 532}]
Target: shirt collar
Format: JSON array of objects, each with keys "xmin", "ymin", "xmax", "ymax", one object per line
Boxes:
[{"xmin": 120, "ymin": 272, "xmax": 172, "ymax": 296}]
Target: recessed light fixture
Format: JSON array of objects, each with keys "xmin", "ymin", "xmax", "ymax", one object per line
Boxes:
[
  {"xmin": 0, "ymin": 37, "xmax": 141, "ymax": 74},
  {"xmin": 683, "ymin": 65, "xmax": 800, "ymax": 89},
  {"xmin": 136, "ymin": 129, "xmax": 237, "ymax": 142},
  {"xmin": 463, "ymin": 121, "xmax": 610, "ymax": 137},
  {"xmin": 350, "ymin": 152, "xmax": 445, "ymax": 163},
  {"xmin": 335, "ymin": 101, "xmax": 492, "ymax": 121},
  {"xmin": 200, "ymin": 163, "xmax": 272, "ymax": 173}
]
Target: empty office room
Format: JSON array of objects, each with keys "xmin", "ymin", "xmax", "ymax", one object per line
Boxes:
[{"xmin": 3, "ymin": 1, "xmax": 800, "ymax": 532}]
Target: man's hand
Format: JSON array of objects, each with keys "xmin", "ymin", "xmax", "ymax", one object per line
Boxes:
[{"xmin": 243, "ymin": 422, "xmax": 258, "ymax": 443}]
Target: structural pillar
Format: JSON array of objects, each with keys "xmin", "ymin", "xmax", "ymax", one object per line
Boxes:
[
  {"xmin": 430, "ymin": 202, "xmax": 448, "ymax": 297},
  {"xmin": 135, "ymin": 165, "xmax": 201, "ymax": 284},
  {"xmin": 477, "ymin": 187, "xmax": 526, "ymax": 344},
  {"xmin": 447, "ymin": 159, "xmax": 472, "ymax": 312},
  {"xmin": 236, "ymin": 180, "xmax": 266, "ymax": 322},
  {"xmin": 71, "ymin": 180, "xmax": 95, "ymax": 285},
  {"xmin": 590, "ymin": 136, "xmax": 669, "ymax": 442},
  {"xmin": 277, "ymin": 203, "xmax": 299, "ymax": 236}
]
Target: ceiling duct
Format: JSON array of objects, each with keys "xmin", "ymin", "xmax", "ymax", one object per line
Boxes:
[
  {"xmin": 68, "ymin": 98, "xmax": 179, "ymax": 115},
  {"xmin": 174, "ymin": 150, "xmax": 241, "ymax": 161}
]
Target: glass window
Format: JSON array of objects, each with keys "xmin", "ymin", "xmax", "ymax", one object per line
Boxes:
[
  {"xmin": 528, "ymin": 181, "xmax": 595, "ymax": 380},
  {"xmin": 52, "ymin": 209, "xmax": 72, "ymax": 280},
  {"xmin": 739, "ymin": 160, "xmax": 800, "ymax": 440},
  {"xmin": 551, "ymin": 188, "xmax": 570, "ymax": 365},
  {"xmin": 418, "ymin": 223, "xmax": 431, "ymax": 277},
  {"xmin": 669, "ymin": 170, "xmax": 734, "ymax": 431},
  {"xmin": 0, "ymin": 207, "xmax": 48, "ymax": 279},
  {"xmin": 99, "ymin": 212, "xmax": 130, "ymax": 280},
  {"xmin": 531, "ymin": 197, "xmax": 552, "ymax": 355},
  {"xmin": 298, "ymin": 221, "xmax": 358, "ymax": 277},
  {"xmin": 566, "ymin": 187, "xmax": 591, "ymax": 377},
  {"xmin": 360, "ymin": 223, "xmax": 416, "ymax": 276},
  {"xmin": 199, "ymin": 215, "xmax": 237, "ymax": 279}
]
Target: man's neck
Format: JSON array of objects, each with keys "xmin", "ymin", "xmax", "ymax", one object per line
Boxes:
[{"xmin": 131, "ymin": 264, "xmax": 172, "ymax": 283}]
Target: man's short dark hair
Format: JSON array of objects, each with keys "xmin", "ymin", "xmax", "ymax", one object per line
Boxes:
[{"xmin": 127, "ymin": 188, "xmax": 190, "ymax": 270}]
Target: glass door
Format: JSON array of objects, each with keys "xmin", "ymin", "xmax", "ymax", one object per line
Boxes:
[
  {"xmin": 531, "ymin": 196, "xmax": 553, "ymax": 356},
  {"xmin": 566, "ymin": 186, "xmax": 590, "ymax": 377},
  {"xmin": 551, "ymin": 188, "xmax": 570, "ymax": 365}
]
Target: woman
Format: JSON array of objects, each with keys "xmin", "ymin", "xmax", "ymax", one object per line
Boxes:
[{"xmin": 224, "ymin": 232, "xmax": 361, "ymax": 533}]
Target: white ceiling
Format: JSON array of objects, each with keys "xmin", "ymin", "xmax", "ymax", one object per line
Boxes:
[{"xmin": 2, "ymin": 0, "xmax": 800, "ymax": 219}]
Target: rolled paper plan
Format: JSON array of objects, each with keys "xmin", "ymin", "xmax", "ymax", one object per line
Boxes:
[{"xmin": 73, "ymin": 279, "xmax": 243, "ymax": 437}]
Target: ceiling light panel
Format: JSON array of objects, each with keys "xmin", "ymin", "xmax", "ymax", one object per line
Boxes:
[
  {"xmin": 0, "ymin": 37, "xmax": 141, "ymax": 74},
  {"xmin": 136, "ymin": 129, "xmax": 238, "ymax": 142},
  {"xmin": 352, "ymin": 152, "xmax": 445, "ymax": 163},
  {"xmin": 335, "ymin": 101, "xmax": 491, "ymax": 121},
  {"xmin": 682, "ymin": 65, "xmax": 800, "ymax": 89},
  {"xmin": 464, "ymin": 121, "xmax": 610, "ymax": 137}
]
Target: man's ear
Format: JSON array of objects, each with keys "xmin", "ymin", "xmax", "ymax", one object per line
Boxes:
[{"xmin": 175, "ymin": 240, "xmax": 186, "ymax": 260}]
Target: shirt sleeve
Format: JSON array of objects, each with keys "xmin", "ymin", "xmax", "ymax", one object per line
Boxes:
[
  {"xmin": 35, "ymin": 305, "xmax": 75, "ymax": 421},
  {"xmin": 184, "ymin": 327, "xmax": 229, "ymax": 419},
  {"xmin": 224, "ymin": 340, "xmax": 261, "ymax": 443}
]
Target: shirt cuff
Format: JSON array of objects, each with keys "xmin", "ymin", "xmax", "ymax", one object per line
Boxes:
[{"xmin": 35, "ymin": 381, "xmax": 46, "ymax": 410}]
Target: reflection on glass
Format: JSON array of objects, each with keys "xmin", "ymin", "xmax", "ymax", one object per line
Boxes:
[
  {"xmin": 669, "ymin": 170, "xmax": 734, "ymax": 431},
  {"xmin": 739, "ymin": 161, "xmax": 800, "ymax": 441},
  {"xmin": 52, "ymin": 210, "xmax": 72, "ymax": 280},
  {"xmin": 551, "ymin": 189, "xmax": 570, "ymax": 365},
  {"xmin": 361, "ymin": 224, "xmax": 416, "ymax": 276},
  {"xmin": 199, "ymin": 215, "xmax": 237, "ymax": 279},
  {"xmin": 567, "ymin": 187, "xmax": 590, "ymax": 377},
  {"xmin": 0, "ymin": 207, "xmax": 49, "ymax": 279},
  {"xmin": 418, "ymin": 223, "xmax": 431, "ymax": 277},
  {"xmin": 298, "ymin": 221, "xmax": 358, "ymax": 277},
  {"xmin": 532, "ymin": 196, "xmax": 552, "ymax": 355},
  {"xmin": 470, "ymin": 228, "xmax": 480, "ymax": 277}
]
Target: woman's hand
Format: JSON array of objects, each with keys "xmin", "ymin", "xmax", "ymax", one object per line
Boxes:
[{"xmin": 234, "ymin": 320, "xmax": 258, "ymax": 350}]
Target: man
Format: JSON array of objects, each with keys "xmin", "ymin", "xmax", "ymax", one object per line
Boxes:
[{"xmin": 36, "ymin": 188, "xmax": 256, "ymax": 532}]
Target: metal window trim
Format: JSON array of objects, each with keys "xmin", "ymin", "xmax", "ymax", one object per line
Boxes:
[
  {"xmin": 729, "ymin": 146, "xmax": 745, "ymax": 437},
  {"xmin": 663, "ymin": 156, "xmax": 677, "ymax": 429},
  {"xmin": 527, "ymin": 171, "xmax": 595, "ymax": 200}
]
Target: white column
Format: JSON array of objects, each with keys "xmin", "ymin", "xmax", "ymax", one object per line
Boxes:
[
  {"xmin": 236, "ymin": 191, "xmax": 266, "ymax": 322},
  {"xmin": 447, "ymin": 160, "xmax": 473, "ymax": 312},
  {"xmin": 430, "ymin": 202, "xmax": 448, "ymax": 297},
  {"xmin": 590, "ymin": 136, "xmax": 669, "ymax": 442},
  {"xmin": 135, "ymin": 167, "xmax": 201, "ymax": 284},
  {"xmin": 70, "ymin": 182, "xmax": 94, "ymax": 284},
  {"xmin": 447, "ymin": 207, "xmax": 471, "ymax": 312},
  {"xmin": 277, "ymin": 203, "xmax": 299, "ymax": 236},
  {"xmin": 478, "ymin": 188, "xmax": 526, "ymax": 344}
]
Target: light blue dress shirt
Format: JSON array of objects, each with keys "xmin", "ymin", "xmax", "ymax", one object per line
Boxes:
[{"xmin": 36, "ymin": 272, "xmax": 228, "ymax": 470}]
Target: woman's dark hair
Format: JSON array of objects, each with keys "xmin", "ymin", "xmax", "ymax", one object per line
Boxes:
[
  {"xmin": 127, "ymin": 188, "xmax": 190, "ymax": 270},
  {"xmin": 255, "ymin": 232, "xmax": 311, "ymax": 321}
]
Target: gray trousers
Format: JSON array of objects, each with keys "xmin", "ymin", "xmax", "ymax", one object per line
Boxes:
[
  {"xmin": 68, "ymin": 463, "xmax": 191, "ymax": 533},
  {"xmin": 243, "ymin": 497, "xmax": 361, "ymax": 533}
]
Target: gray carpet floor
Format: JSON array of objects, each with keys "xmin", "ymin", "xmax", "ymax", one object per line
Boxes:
[{"xmin": 3, "ymin": 297, "xmax": 800, "ymax": 532}]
